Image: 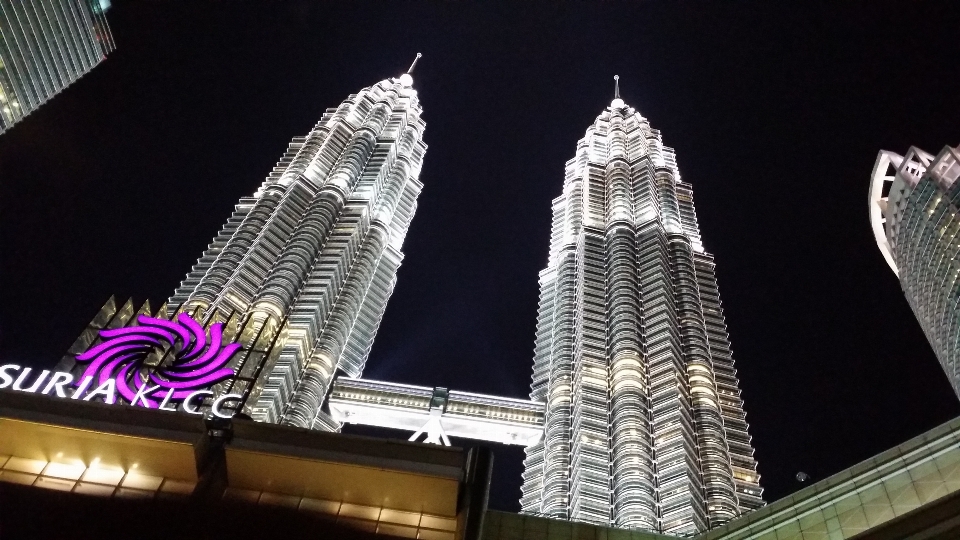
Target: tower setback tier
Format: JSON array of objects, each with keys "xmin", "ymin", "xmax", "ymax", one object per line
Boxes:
[{"xmin": 520, "ymin": 94, "xmax": 762, "ymax": 536}]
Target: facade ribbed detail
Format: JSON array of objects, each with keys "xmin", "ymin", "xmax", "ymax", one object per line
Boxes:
[
  {"xmin": 869, "ymin": 145, "xmax": 960, "ymax": 399},
  {"xmin": 168, "ymin": 76, "xmax": 427, "ymax": 429},
  {"xmin": 520, "ymin": 97, "xmax": 762, "ymax": 535},
  {"xmin": 0, "ymin": 0, "xmax": 113, "ymax": 134}
]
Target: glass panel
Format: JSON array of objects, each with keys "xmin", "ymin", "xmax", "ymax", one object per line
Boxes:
[
  {"xmin": 74, "ymin": 482, "xmax": 116, "ymax": 496},
  {"xmin": 420, "ymin": 515, "xmax": 457, "ymax": 531},
  {"xmin": 3, "ymin": 457, "xmax": 46, "ymax": 474},
  {"xmin": 258, "ymin": 492, "xmax": 299, "ymax": 508},
  {"xmin": 81, "ymin": 467, "xmax": 125, "ymax": 486},
  {"xmin": 376, "ymin": 523, "xmax": 418, "ymax": 538},
  {"xmin": 336, "ymin": 518, "xmax": 376, "ymax": 532},
  {"xmin": 0, "ymin": 471, "xmax": 38, "ymax": 485},
  {"xmin": 42, "ymin": 462, "xmax": 86, "ymax": 480},
  {"xmin": 339, "ymin": 503, "xmax": 381, "ymax": 521},
  {"xmin": 115, "ymin": 487, "xmax": 154, "ymax": 499},
  {"xmin": 417, "ymin": 531, "xmax": 455, "ymax": 540},
  {"xmin": 159, "ymin": 479, "xmax": 195, "ymax": 495},
  {"xmin": 34, "ymin": 476, "xmax": 75, "ymax": 492},
  {"xmin": 299, "ymin": 497, "xmax": 340, "ymax": 515},
  {"xmin": 380, "ymin": 509, "xmax": 422, "ymax": 527},
  {"xmin": 837, "ymin": 506, "xmax": 868, "ymax": 536},
  {"xmin": 120, "ymin": 473, "xmax": 163, "ymax": 491},
  {"xmin": 884, "ymin": 474, "xmax": 921, "ymax": 516}
]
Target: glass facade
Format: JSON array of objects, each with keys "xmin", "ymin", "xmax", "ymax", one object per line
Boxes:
[
  {"xmin": 869, "ymin": 145, "xmax": 960, "ymax": 399},
  {"xmin": 0, "ymin": 0, "xmax": 113, "ymax": 133},
  {"xmin": 520, "ymin": 94, "xmax": 762, "ymax": 535}
]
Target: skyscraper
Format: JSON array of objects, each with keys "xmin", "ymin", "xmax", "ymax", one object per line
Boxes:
[
  {"xmin": 869, "ymin": 144, "xmax": 960, "ymax": 398},
  {"xmin": 0, "ymin": 0, "xmax": 114, "ymax": 134},
  {"xmin": 519, "ymin": 79, "xmax": 762, "ymax": 536},
  {"xmin": 59, "ymin": 64, "xmax": 427, "ymax": 430}
]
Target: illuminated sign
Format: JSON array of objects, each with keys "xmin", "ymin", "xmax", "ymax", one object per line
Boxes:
[{"xmin": 0, "ymin": 313, "xmax": 243, "ymax": 418}]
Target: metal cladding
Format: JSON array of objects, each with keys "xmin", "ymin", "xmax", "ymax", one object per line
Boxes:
[
  {"xmin": 0, "ymin": 0, "xmax": 114, "ymax": 134},
  {"xmin": 519, "ymin": 97, "xmax": 763, "ymax": 535},
  {"xmin": 169, "ymin": 75, "xmax": 427, "ymax": 429},
  {"xmin": 869, "ymin": 145, "xmax": 960, "ymax": 399}
]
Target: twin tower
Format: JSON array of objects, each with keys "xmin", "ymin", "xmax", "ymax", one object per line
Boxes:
[{"xmin": 62, "ymin": 67, "xmax": 762, "ymax": 535}]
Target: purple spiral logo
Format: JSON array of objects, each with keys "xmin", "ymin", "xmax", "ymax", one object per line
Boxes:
[{"xmin": 75, "ymin": 313, "xmax": 239, "ymax": 407}]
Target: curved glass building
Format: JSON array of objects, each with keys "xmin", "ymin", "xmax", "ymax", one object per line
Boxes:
[
  {"xmin": 519, "ymin": 87, "xmax": 763, "ymax": 535},
  {"xmin": 869, "ymin": 145, "xmax": 960, "ymax": 398}
]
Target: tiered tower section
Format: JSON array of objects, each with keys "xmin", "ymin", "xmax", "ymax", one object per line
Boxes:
[
  {"xmin": 0, "ymin": 0, "xmax": 114, "ymax": 134},
  {"xmin": 520, "ymin": 90, "xmax": 762, "ymax": 535},
  {"xmin": 869, "ymin": 145, "xmax": 960, "ymax": 399},
  {"xmin": 169, "ymin": 74, "xmax": 427, "ymax": 430}
]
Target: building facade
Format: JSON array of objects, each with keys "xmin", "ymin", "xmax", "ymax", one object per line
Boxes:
[
  {"xmin": 0, "ymin": 390, "xmax": 487, "ymax": 540},
  {"xmin": 519, "ymin": 87, "xmax": 762, "ymax": 535},
  {"xmin": 869, "ymin": 145, "xmax": 960, "ymax": 398},
  {"xmin": 492, "ymin": 414, "xmax": 960, "ymax": 540},
  {"xmin": 57, "ymin": 72, "xmax": 427, "ymax": 430},
  {"xmin": 0, "ymin": 0, "xmax": 113, "ymax": 134},
  {"xmin": 4, "ymin": 379, "xmax": 960, "ymax": 540},
  {"xmin": 5, "ymin": 382, "xmax": 960, "ymax": 540}
]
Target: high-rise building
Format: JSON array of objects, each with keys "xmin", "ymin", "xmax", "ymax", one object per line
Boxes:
[
  {"xmin": 869, "ymin": 144, "xmax": 960, "ymax": 398},
  {"xmin": 57, "ymin": 66, "xmax": 427, "ymax": 430},
  {"xmin": 0, "ymin": 0, "xmax": 114, "ymax": 134},
  {"xmin": 519, "ymin": 79, "xmax": 763, "ymax": 536}
]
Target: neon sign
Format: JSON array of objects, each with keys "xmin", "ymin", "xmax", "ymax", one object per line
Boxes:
[{"xmin": 0, "ymin": 313, "xmax": 243, "ymax": 418}]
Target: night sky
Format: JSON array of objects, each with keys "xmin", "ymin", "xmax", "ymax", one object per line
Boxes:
[{"xmin": 2, "ymin": 0, "xmax": 959, "ymax": 513}]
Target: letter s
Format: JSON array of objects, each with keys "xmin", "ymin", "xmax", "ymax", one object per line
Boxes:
[{"xmin": 0, "ymin": 364, "xmax": 21, "ymax": 389}]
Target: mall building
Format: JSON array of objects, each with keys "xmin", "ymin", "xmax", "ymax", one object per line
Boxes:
[{"xmin": 1, "ymin": 388, "xmax": 959, "ymax": 540}]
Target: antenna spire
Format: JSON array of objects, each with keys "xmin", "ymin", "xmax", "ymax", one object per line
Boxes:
[
  {"xmin": 407, "ymin": 53, "xmax": 422, "ymax": 74},
  {"xmin": 611, "ymin": 75, "xmax": 625, "ymax": 108}
]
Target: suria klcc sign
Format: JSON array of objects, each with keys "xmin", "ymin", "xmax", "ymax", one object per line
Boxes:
[{"xmin": 0, "ymin": 314, "xmax": 243, "ymax": 418}]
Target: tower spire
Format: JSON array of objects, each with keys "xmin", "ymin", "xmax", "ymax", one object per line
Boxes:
[
  {"xmin": 400, "ymin": 53, "xmax": 421, "ymax": 87},
  {"xmin": 407, "ymin": 53, "xmax": 422, "ymax": 74},
  {"xmin": 611, "ymin": 75, "xmax": 625, "ymax": 108}
]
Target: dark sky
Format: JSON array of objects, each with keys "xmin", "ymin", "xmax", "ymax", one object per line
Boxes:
[{"xmin": 2, "ymin": 0, "xmax": 959, "ymax": 513}]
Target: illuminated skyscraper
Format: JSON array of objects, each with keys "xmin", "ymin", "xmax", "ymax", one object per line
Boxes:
[
  {"xmin": 178, "ymin": 64, "xmax": 427, "ymax": 430},
  {"xmin": 0, "ymin": 0, "xmax": 114, "ymax": 134},
  {"xmin": 869, "ymin": 144, "xmax": 960, "ymax": 399},
  {"xmin": 59, "ymin": 62, "xmax": 427, "ymax": 429},
  {"xmin": 519, "ymin": 78, "xmax": 763, "ymax": 535}
]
